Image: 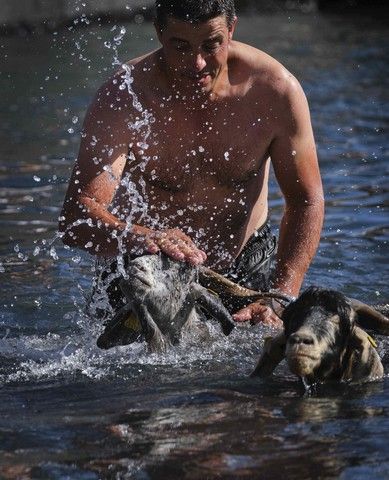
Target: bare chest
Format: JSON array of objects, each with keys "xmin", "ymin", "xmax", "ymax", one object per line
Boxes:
[{"xmin": 126, "ymin": 99, "xmax": 273, "ymax": 192}]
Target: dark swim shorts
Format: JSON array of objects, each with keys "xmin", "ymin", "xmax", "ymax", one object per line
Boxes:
[
  {"xmin": 90, "ymin": 221, "xmax": 277, "ymax": 321},
  {"xmin": 226, "ymin": 220, "xmax": 277, "ymax": 292}
]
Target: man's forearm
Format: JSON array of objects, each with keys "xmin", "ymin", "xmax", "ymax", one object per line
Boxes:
[
  {"xmin": 59, "ymin": 196, "xmax": 206, "ymax": 264},
  {"xmin": 271, "ymin": 200, "xmax": 324, "ymax": 297},
  {"xmin": 59, "ymin": 195, "xmax": 151, "ymax": 256}
]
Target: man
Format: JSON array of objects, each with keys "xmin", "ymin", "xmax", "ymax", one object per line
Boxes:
[{"xmin": 59, "ymin": 0, "xmax": 324, "ymax": 330}]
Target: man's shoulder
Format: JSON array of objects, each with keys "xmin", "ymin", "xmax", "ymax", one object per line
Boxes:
[
  {"xmin": 91, "ymin": 50, "xmax": 158, "ymax": 117},
  {"xmin": 126, "ymin": 50, "xmax": 158, "ymax": 68},
  {"xmin": 231, "ymin": 41, "xmax": 300, "ymax": 96}
]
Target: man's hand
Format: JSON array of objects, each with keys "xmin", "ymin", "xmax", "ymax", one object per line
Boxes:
[
  {"xmin": 233, "ymin": 301, "xmax": 283, "ymax": 328},
  {"xmin": 132, "ymin": 227, "xmax": 207, "ymax": 266}
]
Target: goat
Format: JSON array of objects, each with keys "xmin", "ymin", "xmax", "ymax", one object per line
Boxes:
[
  {"xmin": 251, "ymin": 287, "xmax": 388, "ymax": 385},
  {"xmin": 96, "ymin": 253, "xmax": 290, "ymax": 352}
]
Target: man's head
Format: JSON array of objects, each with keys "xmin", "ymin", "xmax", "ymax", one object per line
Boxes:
[
  {"xmin": 154, "ymin": 1, "xmax": 237, "ymax": 94},
  {"xmin": 155, "ymin": 0, "xmax": 236, "ymax": 31}
]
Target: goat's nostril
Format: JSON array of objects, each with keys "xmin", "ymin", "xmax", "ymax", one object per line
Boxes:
[
  {"xmin": 289, "ymin": 334, "xmax": 300, "ymax": 345},
  {"xmin": 289, "ymin": 333, "xmax": 315, "ymax": 345}
]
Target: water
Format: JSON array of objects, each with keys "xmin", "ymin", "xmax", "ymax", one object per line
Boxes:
[{"xmin": 1, "ymin": 11, "xmax": 388, "ymax": 479}]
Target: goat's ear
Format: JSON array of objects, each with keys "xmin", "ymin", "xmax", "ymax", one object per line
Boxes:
[
  {"xmin": 251, "ymin": 334, "xmax": 286, "ymax": 378},
  {"xmin": 342, "ymin": 326, "xmax": 384, "ymax": 382},
  {"xmin": 96, "ymin": 304, "xmax": 141, "ymax": 349},
  {"xmin": 349, "ymin": 298, "xmax": 389, "ymax": 336}
]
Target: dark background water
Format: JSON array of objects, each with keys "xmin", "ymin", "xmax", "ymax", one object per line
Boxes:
[{"xmin": 0, "ymin": 10, "xmax": 388, "ymax": 480}]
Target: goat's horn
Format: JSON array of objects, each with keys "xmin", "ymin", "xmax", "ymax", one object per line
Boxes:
[
  {"xmin": 199, "ymin": 267, "xmax": 292, "ymax": 304},
  {"xmin": 349, "ymin": 298, "xmax": 389, "ymax": 336}
]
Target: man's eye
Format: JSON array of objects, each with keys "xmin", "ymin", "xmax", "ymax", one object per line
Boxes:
[
  {"xmin": 203, "ymin": 43, "xmax": 220, "ymax": 53},
  {"xmin": 175, "ymin": 44, "xmax": 190, "ymax": 52}
]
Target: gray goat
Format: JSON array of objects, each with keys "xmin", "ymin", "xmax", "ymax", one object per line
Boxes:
[
  {"xmin": 252, "ymin": 287, "xmax": 389, "ymax": 385},
  {"xmin": 96, "ymin": 253, "xmax": 289, "ymax": 352}
]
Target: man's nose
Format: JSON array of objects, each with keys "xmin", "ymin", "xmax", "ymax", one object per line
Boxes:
[{"xmin": 192, "ymin": 52, "xmax": 206, "ymax": 71}]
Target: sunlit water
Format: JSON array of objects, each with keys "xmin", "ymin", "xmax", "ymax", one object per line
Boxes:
[{"xmin": 0, "ymin": 10, "xmax": 388, "ymax": 479}]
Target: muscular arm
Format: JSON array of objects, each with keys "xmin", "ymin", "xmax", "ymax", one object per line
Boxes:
[
  {"xmin": 233, "ymin": 74, "xmax": 323, "ymax": 325},
  {"xmin": 270, "ymin": 76, "xmax": 324, "ymax": 297},
  {"xmin": 59, "ymin": 71, "xmax": 206, "ymax": 263},
  {"xmin": 59, "ymin": 76, "xmax": 136, "ymax": 256}
]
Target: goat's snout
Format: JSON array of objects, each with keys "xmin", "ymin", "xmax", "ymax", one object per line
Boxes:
[
  {"xmin": 129, "ymin": 259, "xmax": 150, "ymax": 273},
  {"xmin": 288, "ymin": 332, "xmax": 315, "ymax": 346}
]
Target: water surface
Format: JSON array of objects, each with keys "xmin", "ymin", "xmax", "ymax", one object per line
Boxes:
[{"xmin": 0, "ymin": 11, "xmax": 388, "ymax": 479}]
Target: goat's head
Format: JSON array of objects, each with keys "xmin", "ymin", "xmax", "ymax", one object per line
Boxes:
[
  {"xmin": 121, "ymin": 254, "xmax": 197, "ymax": 301},
  {"xmin": 282, "ymin": 287, "xmax": 355, "ymax": 382}
]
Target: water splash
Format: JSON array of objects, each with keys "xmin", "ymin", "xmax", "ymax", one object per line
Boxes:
[
  {"xmin": 301, "ymin": 376, "xmax": 318, "ymax": 395},
  {"xmin": 0, "ymin": 315, "xmax": 273, "ymax": 386}
]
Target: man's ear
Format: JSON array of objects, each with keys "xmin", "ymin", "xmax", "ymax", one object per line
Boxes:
[{"xmin": 228, "ymin": 16, "xmax": 238, "ymax": 40}]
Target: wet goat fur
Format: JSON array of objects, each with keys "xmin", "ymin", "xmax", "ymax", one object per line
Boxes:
[
  {"xmin": 97, "ymin": 254, "xmax": 235, "ymax": 351},
  {"xmin": 252, "ymin": 287, "xmax": 384, "ymax": 383},
  {"xmin": 283, "ymin": 287, "xmax": 353, "ymax": 355}
]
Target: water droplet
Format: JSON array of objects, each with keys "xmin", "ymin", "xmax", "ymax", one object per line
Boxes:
[{"xmin": 34, "ymin": 298, "xmax": 42, "ymax": 308}]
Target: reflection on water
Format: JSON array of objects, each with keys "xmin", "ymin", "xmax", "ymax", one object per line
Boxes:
[{"xmin": 0, "ymin": 10, "xmax": 388, "ymax": 480}]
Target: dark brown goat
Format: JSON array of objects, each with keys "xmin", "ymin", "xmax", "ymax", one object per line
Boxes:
[{"xmin": 252, "ymin": 287, "xmax": 388, "ymax": 385}]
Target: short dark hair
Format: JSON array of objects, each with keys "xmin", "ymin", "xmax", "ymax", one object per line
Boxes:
[{"xmin": 154, "ymin": 0, "xmax": 236, "ymax": 30}]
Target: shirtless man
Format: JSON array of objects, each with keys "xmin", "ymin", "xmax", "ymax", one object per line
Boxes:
[{"xmin": 59, "ymin": 0, "xmax": 324, "ymax": 328}]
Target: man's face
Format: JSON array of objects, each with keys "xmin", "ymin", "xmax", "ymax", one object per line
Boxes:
[{"xmin": 156, "ymin": 15, "xmax": 236, "ymax": 94}]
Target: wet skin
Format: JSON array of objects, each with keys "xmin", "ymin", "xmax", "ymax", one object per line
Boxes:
[{"xmin": 59, "ymin": 15, "xmax": 324, "ymax": 326}]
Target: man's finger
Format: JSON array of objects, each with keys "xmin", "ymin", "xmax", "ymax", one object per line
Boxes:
[
  {"xmin": 158, "ymin": 239, "xmax": 185, "ymax": 259},
  {"xmin": 233, "ymin": 302, "xmax": 283, "ymax": 327},
  {"xmin": 160, "ymin": 237, "xmax": 205, "ymax": 265},
  {"xmin": 143, "ymin": 229, "xmax": 207, "ymax": 265},
  {"xmin": 232, "ymin": 306, "xmax": 253, "ymax": 322},
  {"xmin": 167, "ymin": 230, "xmax": 206, "ymax": 255},
  {"xmin": 250, "ymin": 307, "xmax": 283, "ymax": 328},
  {"xmin": 145, "ymin": 241, "xmax": 160, "ymax": 254}
]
